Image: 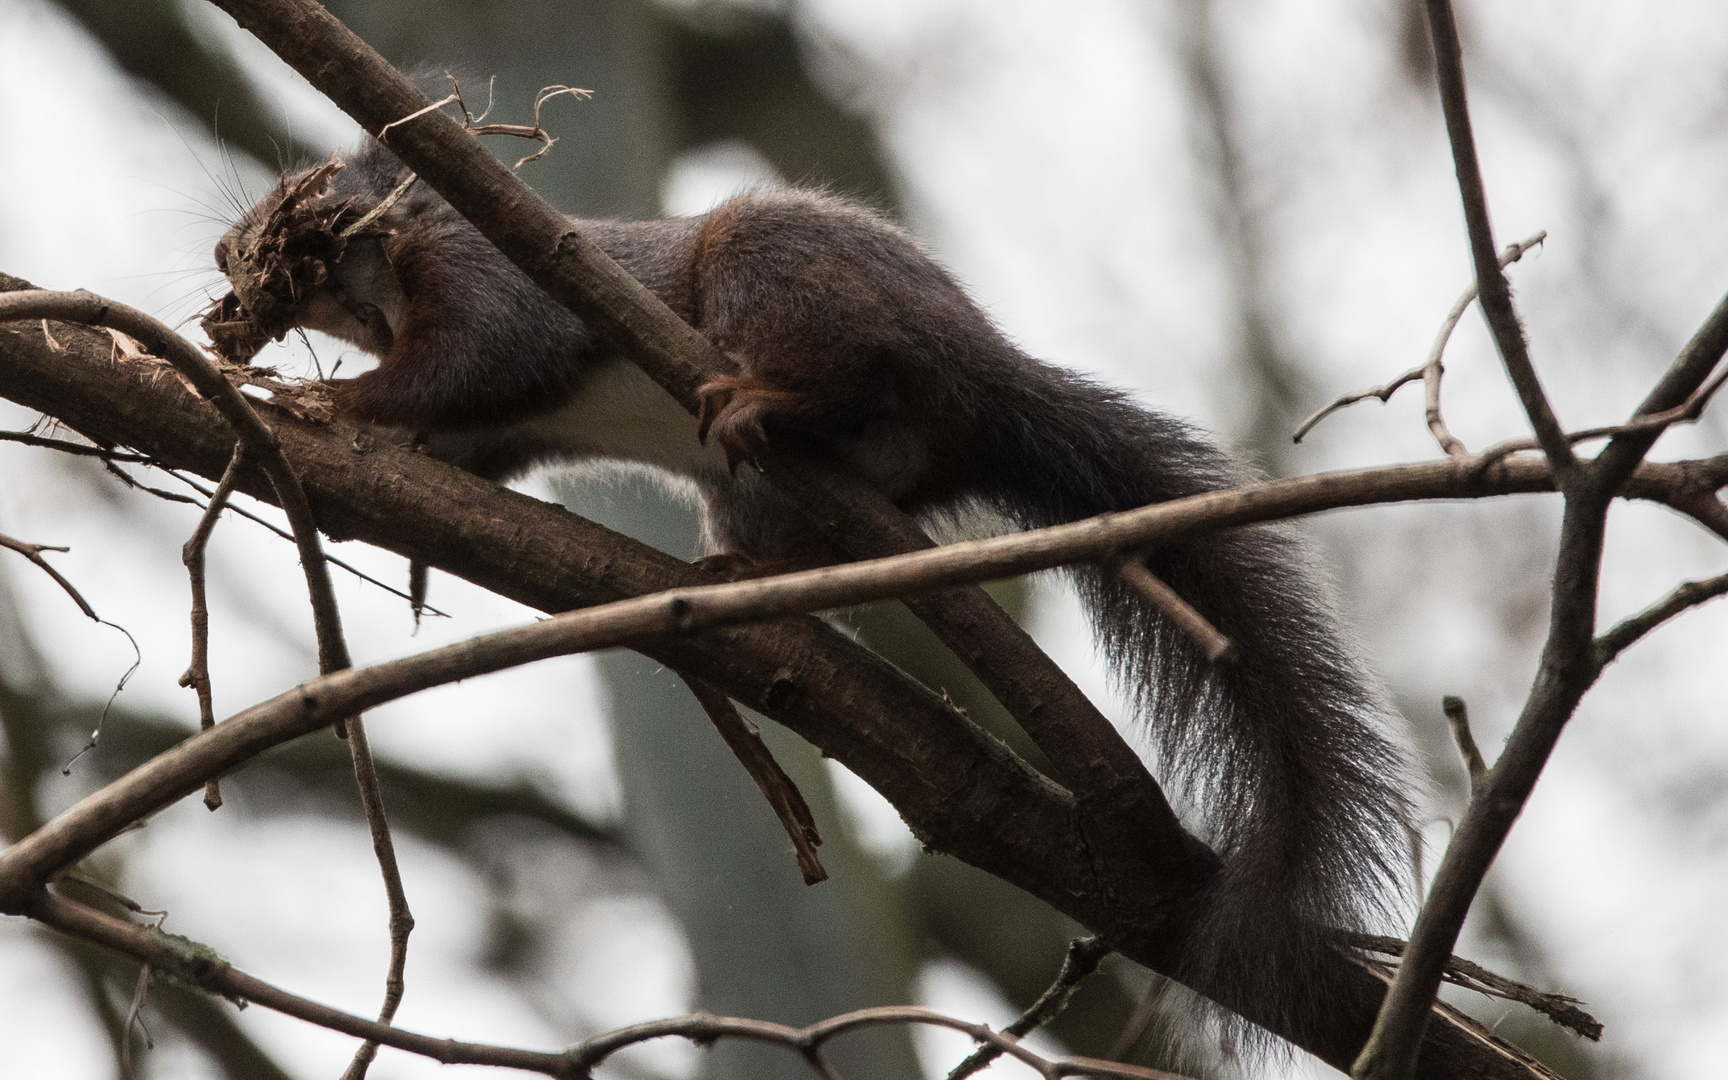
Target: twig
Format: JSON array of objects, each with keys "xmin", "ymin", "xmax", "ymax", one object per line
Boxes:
[
  {"xmin": 180, "ymin": 444, "xmax": 247, "ymax": 811},
  {"xmin": 682, "ymin": 676, "xmax": 827, "ymax": 885},
  {"xmin": 337, "ymin": 712, "xmax": 416, "ymax": 1080},
  {"xmin": 1345, "ymin": 934, "xmax": 1601, "ymax": 1041},
  {"xmin": 160, "ymin": 468, "xmax": 448, "ymax": 617},
  {"xmin": 466, "ymin": 85, "xmax": 593, "ymax": 168},
  {"xmin": 1292, "ymin": 366, "xmax": 1425, "ymax": 445},
  {"xmin": 1421, "ymin": 0, "xmax": 1576, "ymax": 482},
  {"xmin": 0, "ymin": 427, "xmax": 154, "ymax": 463},
  {"xmin": 1293, "ymin": 232, "xmax": 1546, "ymax": 454},
  {"xmin": 1594, "ymin": 571, "xmax": 1728, "ymax": 669},
  {"xmin": 0, "ymin": 530, "xmax": 144, "ymax": 772},
  {"xmin": 33, "ymin": 891, "xmax": 1191, "ymax": 1080},
  {"xmin": 1440, "ymin": 696, "xmax": 1487, "ymax": 793},
  {"xmin": 1115, "ymin": 560, "xmax": 1235, "ymax": 663},
  {"xmin": 947, "ymin": 935, "xmax": 1112, "ymax": 1080}
]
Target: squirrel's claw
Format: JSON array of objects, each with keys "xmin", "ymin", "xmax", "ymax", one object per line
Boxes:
[{"xmin": 695, "ymin": 374, "xmax": 776, "ymax": 474}]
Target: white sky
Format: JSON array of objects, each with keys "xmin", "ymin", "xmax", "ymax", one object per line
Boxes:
[{"xmin": 2, "ymin": 0, "xmax": 1727, "ymax": 1076}]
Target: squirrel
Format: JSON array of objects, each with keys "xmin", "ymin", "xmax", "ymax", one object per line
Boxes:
[{"xmin": 213, "ymin": 138, "xmax": 1413, "ymax": 1049}]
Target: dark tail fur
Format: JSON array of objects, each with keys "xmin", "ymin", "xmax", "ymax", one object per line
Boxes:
[{"xmin": 969, "ymin": 364, "xmax": 1412, "ymax": 1046}]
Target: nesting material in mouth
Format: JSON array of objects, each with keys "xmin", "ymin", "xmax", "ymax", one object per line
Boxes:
[{"xmin": 201, "ymin": 158, "xmax": 359, "ymax": 364}]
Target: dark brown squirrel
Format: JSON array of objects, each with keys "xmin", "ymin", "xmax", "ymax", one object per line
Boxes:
[{"xmin": 214, "ymin": 138, "xmax": 1413, "ymax": 1047}]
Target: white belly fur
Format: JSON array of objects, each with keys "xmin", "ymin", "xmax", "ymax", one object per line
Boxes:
[{"xmin": 512, "ymin": 357, "xmax": 732, "ymax": 481}]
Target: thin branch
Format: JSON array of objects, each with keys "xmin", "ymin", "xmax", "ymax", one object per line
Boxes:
[
  {"xmin": 1422, "ymin": 0, "xmax": 1576, "ymax": 481},
  {"xmin": 0, "ymin": 427, "xmax": 154, "ymax": 462},
  {"xmin": 682, "ymin": 676, "xmax": 827, "ymax": 885},
  {"xmin": 1116, "ymin": 560, "xmax": 1235, "ymax": 663},
  {"xmin": 160, "ymin": 468, "xmax": 448, "ymax": 617},
  {"xmin": 0, "ymin": 531, "xmax": 97, "ymax": 622},
  {"xmin": 0, "ymin": 530, "xmax": 144, "ymax": 772},
  {"xmin": 1440, "ymin": 696, "xmax": 1487, "ymax": 793},
  {"xmin": 1293, "ymin": 231, "xmax": 1546, "ymax": 454},
  {"xmin": 1594, "ymin": 571, "xmax": 1728, "ymax": 669},
  {"xmin": 336, "ymin": 712, "xmax": 416, "ymax": 1080},
  {"xmin": 1345, "ymin": 934, "xmax": 1601, "ymax": 1042},
  {"xmin": 947, "ymin": 935, "xmax": 1112, "ymax": 1080},
  {"xmin": 1595, "ymin": 287, "xmax": 1728, "ymax": 492},
  {"xmin": 1292, "ymin": 365, "xmax": 1425, "ymax": 445},
  {"xmin": 181, "ymin": 443, "xmax": 247, "ymax": 811},
  {"xmin": 32, "ymin": 891, "xmax": 1190, "ymax": 1080},
  {"xmin": 120, "ymin": 963, "xmax": 155, "ymax": 1079}
]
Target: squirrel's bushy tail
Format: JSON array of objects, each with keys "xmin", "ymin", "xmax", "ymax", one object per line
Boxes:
[{"xmin": 967, "ymin": 362, "xmax": 1412, "ymax": 1046}]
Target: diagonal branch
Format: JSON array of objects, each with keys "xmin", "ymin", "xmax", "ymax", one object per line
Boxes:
[
  {"xmin": 682, "ymin": 676, "xmax": 827, "ymax": 885},
  {"xmin": 200, "ymin": 0, "xmax": 1180, "ymax": 871},
  {"xmin": 1422, "ymin": 0, "xmax": 1576, "ymax": 483}
]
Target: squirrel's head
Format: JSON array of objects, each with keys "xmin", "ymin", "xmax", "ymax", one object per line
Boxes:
[{"xmin": 205, "ymin": 154, "xmax": 407, "ymax": 364}]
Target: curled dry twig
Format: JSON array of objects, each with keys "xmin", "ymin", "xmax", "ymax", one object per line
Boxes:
[
  {"xmin": 0, "ymin": 530, "xmax": 143, "ymax": 772},
  {"xmin": 1293, "ymin": 231, "xmax": 1547, "ymax": 453}
]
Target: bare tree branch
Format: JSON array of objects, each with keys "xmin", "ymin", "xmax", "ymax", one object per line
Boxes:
[
  {"xmin": 948, "ymin": 935, "xmax": 1112, "ymax": 1080},
  {"xmin": 683, "ymin": 676, "xmax": 827, "ymax": 885},
  {"xmin": 181, "ymin": 443, "xmax": 247, "ymax": 811},
  {"xmin": 1421, "ymin": 0, "xmax": 1577, "ymax": 482},
  {"xmin": 1594, "ymin": 571, "xmax": 1728, "ymax": 668},
  {"xmin": 32, "ymin": 891, "xmax": 1189, "ymax": 1080},
  {"xmin": 1295, "ymin": 231, "xmax": 1547, "ymax": 455}
]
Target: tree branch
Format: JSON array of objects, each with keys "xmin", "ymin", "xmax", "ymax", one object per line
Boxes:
[
  {"xmin": 1422, "ymin": 0, "xmax": 1576, "ymax": 481},
  {"xmin": 31, "ymin": 890, "xmax": 1190, "ymax": 1080}
]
